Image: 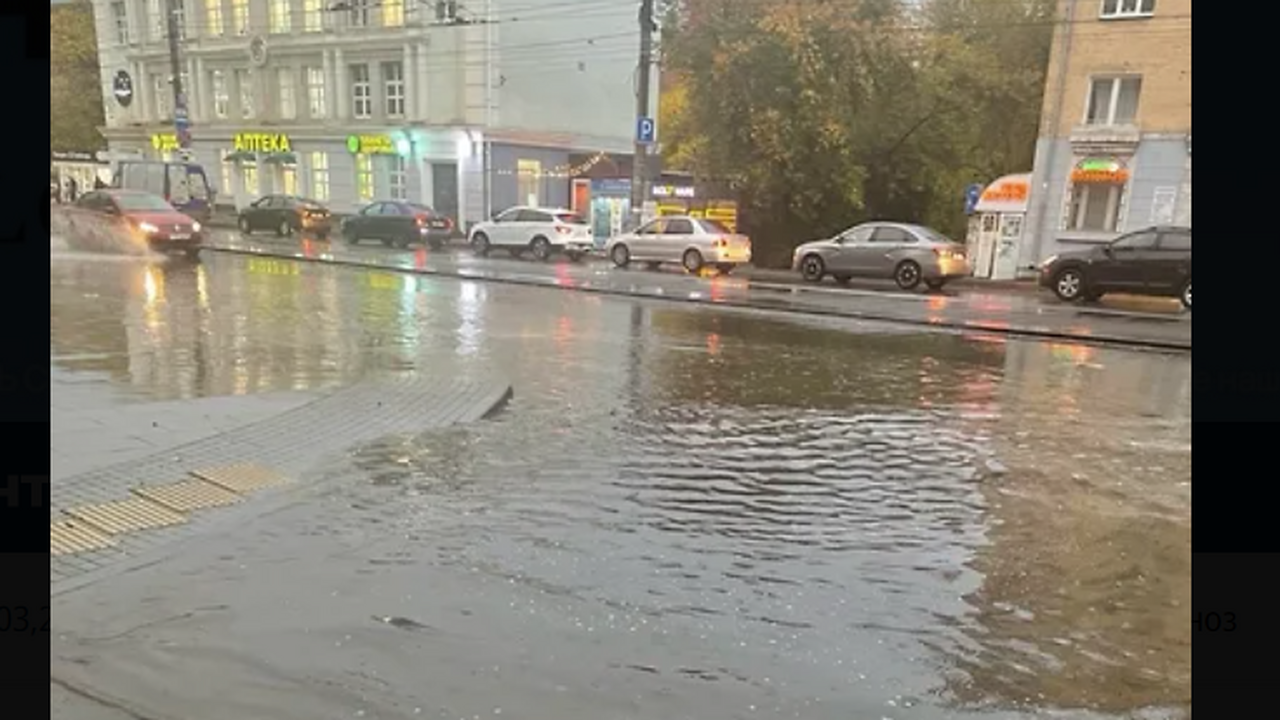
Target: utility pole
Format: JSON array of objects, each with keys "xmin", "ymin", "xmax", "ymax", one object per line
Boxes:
[
  {"xmin": 630, "ymin": 0, "xmax": 656, "ymax": 228},
  {"xmin": 165, "ymin": 0, "xmax": 192, "ymax": 159}
]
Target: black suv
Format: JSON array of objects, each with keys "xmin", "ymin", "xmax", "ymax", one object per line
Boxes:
[{"xmin": 1039, "ymin": 226, "xmax": 1191, "ymax": 310}]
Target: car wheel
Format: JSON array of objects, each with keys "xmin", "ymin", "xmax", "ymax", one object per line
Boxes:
[
  {"xmin": 471, "ymin": 232, "xmax": 490, "ymax": 257},
  {"xmin": 894, "ymin": 260, "xmax": 923, "ymax": 290},
  {"xmin": 924, "ymin": 278, "xmax": 946, "ymax": 292},
  {"xmin": 833, "ymin": 274, "xmax": 851, "ymax": 286},
  {"xmin": 530, "ymin": 236, "xmax": 553, "ymax": 261},
  {"xmin": 682, "ymin": 248, "xmax": 704, "ymax": 273},
  {"xmin": 800, "ymin": 254, "xmax": 825, "ymax": 282},
  {"xmin": 1180, "ymin": 279, "xmax": 1191, "ymax": 310},
  {"xmin": 716, "ymin": 263, "xmax": 734, "ymax": 275},
  {"xmin": 276, "ymin": 219, "xmax": 292, "ymax": 237},
  {"xmin": 610, "ymin": 243, "xmax": 631, "ymax": 268},
  {"xmin": 1052, "ymin": 267, "xmax": 1085, "ymax": 302},
  {"xmin": 238, "ymin": 216, "xmax": 252, "ymax": 235}
]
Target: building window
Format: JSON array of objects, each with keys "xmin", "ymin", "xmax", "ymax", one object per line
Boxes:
[
  {"xmin": 206, "ymin": 0, "xmax": 223, "ymax": 36},
  {"xmin": 383, "ymin": 0, "xmax": 404, "ymax": 27},
  {"xmin": 310, "ymin": 151, "xmax": 330, "ymax": 200},
  {"xmin": 172, "ymin": 0, "xmax": 187, "ymax": 40},
  {"xmin": 219, "ymin": 149, "xmax": 233, "ymax": 200},
  {"xmin": 232, "ymin": 0, "xmax": 249, "ymax": 35},
  {"xmin": 153, "ymin": 74, "xmax": 171, "ymax": 119},
  {"xmin": 390, "ymin": 156, "xmax": 407, "ymax": 200},
  {"xmin": 269, "ymin": 0, "xmax": 291, "ymax": 34},
  {"xmin": 110, "ymin": 1, "xmax": 130, "ymax": 44},
  {"xmin": 383, "ymin": 61, "xmax": 405, "ymax": 117},
  {"xmin": 277, "ymin": 68, "xmax": 296, "ymax": 119},
  {"xmin": 148, "ymin": 0, "xmax": 164, "ymax": 41},
  {"xmin": 355, "ymin": 155, "xmax": 374, "ymax": 201},
  {"xmin": 517, "ymin": 159, "xmax": 542, "ymax": 206},
  {"xmin": 237, "ymin": 69, "xmax": 254, "ymax": 119},
  {"xmin": 351, "ymin": 64, "xmax": 372, "ymax": 119},
  {"xmin": 306, "ymin": 67, "xmax": 327, "ymax": 118},
  {"xmin": 1068, "ymin": 182, "xmax": 1125, "ymax": 232},
  {"xmin": 241, "ymin": 160, "xmax": 259, "ymax": 197},
  {"xmin": 211, "ymin": 70, "xmax": 229, "ymax": 118},
  {"xmin": 350, "ymin": 0, "xmax": 371, "ymax": 27},
  {"xmin": 1086, "ymin": 76, "xmax": 1141, "ymax": 126},
  {"xmin": 1100, "ymin": 0, "xmax": 1155, "ymax": 19},
  {"xmin": 304, "ymin": 0, "xmax": 325, "ymax": 32},
  {"xmin": 282, "ymin": 165, "xmax": 298, "ymax": 196},
  {"xmin": 435, "ymin": 0, "xmax": 458, "ymax": 21}
]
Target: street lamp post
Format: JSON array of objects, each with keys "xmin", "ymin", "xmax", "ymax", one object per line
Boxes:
[{"xmin": 165, "ymin": 0, "xmax": 192, "ymax": 160}]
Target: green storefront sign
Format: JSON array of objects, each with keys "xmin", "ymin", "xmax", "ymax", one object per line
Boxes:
[{"xmin": 347, "ymin": 134, "xmax": 397, "ymax": 154}]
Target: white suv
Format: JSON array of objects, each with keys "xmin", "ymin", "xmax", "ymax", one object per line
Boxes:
[{"xmin": 469, "ymin": 206, "xmax": 593, "ymax": 261}]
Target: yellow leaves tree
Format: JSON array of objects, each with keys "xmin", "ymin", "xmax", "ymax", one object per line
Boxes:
[{"xmin": 51, "ymin": 0, "xmax": 105, "ymax": 152}]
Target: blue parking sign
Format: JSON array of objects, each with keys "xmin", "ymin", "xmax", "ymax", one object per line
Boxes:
[
  {"xmin": 964, "ymin": 183, "xmax": 983, "ymax": 215},
  {"xmin": 636, "ymin": 116, "xmax": 656, "ymax": 144}
]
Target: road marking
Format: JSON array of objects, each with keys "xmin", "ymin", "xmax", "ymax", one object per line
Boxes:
[
  {"xmin": 64, "ymin": 497, "xmax": 187, "ymax": 535},
  {"xmin": 190, "ymin": 463, "xmax": 292, "ymax": 493},
  {"xmin": 133, "ymin": 478, "xmax": 245, "ymax": 513},
  {"xmin": 50, "ymin": 520, "xmax": 116, "ymax": 556}
]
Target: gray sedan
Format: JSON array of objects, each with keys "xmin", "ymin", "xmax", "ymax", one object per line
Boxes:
[
  {"xmin": 607, "ymin": 216, "xmax": 753, "ymax": 273},
  {"xmin": 791, "ymin": 222, "xmax": 972, "ymax": 291}
]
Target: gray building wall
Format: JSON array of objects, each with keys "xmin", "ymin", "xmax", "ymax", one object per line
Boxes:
[
  {"xmin": 488, "ymin": 144, "xmax": 571, "ymax": 213},
  {"xmin": 1020, "ymin": 134, "xmax": 1191, "ymax": 274}
]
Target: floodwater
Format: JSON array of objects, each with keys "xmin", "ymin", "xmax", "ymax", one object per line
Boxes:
[{"xmin": 51, "ymin": 250, "xmax": 1191, "ymax": 718}]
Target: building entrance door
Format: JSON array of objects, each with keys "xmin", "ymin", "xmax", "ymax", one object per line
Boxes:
[{"xmin": 432, "ymin": 163, "xmax": 458, "ymax": 221}]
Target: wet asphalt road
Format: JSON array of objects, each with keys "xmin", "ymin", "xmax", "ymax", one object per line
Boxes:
[
  {"xmin": 200, "ymin": 230, "xmax": 1190, "ymax": 350},
  {"xmin": 51, "ymin": 246, "xmax": 1190, "ymax": 719}
]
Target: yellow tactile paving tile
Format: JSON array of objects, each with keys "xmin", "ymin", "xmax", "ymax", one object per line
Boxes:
[
  {"xmin": 64, "ymin": 497, "xmax": 188, "ymax": 535},
  {"xmin": 133, "ymin": 478, "xmax": 244, "ymax": 513},
  {"xmin": 50, "ymin": 520, "xmax": 116, "ymax": 556},
  {"xmin": 189, "ymin": 463, "xmax": 292, "ymax": 494}
]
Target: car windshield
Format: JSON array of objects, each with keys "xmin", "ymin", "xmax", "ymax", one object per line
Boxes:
[
  {"xmin": 555, "ymin": 212, "xmax": 586, "ymax": 225},
  {"xmin": 114, "ymin": 193, "xmax": 175, "ymax": 212},
  {"xmin": 697, "ymin": 219, "xmax": 732, "ymax": 234}
]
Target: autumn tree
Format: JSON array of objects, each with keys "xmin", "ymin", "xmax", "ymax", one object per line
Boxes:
[
  {"xmin": 660, "ymin": 0, "xmax": 1054, "ymax": 265},
  {"xmin": 51, "ymin": 0, "xmax": 106, "ymax": 153}
]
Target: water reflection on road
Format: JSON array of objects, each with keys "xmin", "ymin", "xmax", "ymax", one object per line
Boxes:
[{"xmin": 51, "ymin": 252, "xmax": 1191, "ymax": 718}]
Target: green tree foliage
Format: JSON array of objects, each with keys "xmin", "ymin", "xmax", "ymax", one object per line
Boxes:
[
  {"xmin": 661, "ymin": 0, "xmax": 1055, "ymax": 265},
  {"xmin": 51, "ymin": 0, "xmax": 106, "ymax": 152}
]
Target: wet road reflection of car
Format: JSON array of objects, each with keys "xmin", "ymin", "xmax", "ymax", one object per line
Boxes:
[
  {"xmin": 51, "ymin": 251, "xmax": 1191, "ymax": 719},
  {"xmin": 793, "ymin": 222, "xmax": 972, "ymax": 291},
  {"xmin": 65, "ymin": 189, "xmax": 204, "ymax": 258},
  {"xmin": 1039, "ymin": 226, "xmax": 1191, "ymax": 310}
]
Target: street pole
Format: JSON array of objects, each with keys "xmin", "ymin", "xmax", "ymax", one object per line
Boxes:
[
  {"xmin": 629, "ymin": 0, "xmax": 655, "ymax": 229},
  {"xmin": 165, "ymin": 0, "xmax": 192, "ymax": 159}
]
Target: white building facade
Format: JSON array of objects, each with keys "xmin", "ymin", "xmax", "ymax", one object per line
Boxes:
[{"xmin": 89, "ymin": 0, "xmax": 651, "ymax": 227}]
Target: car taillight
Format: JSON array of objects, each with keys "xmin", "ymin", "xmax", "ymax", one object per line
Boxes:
[
  {"xmin": 713, "ymin": 237, "xmax": 729, "ymax": 248},
  {"xmin": 415, "ymin": 214, "xmax": 428, "ymax": 226},
  {"xmin": 443, "ymin": 217, "xmax": 454, "ymax": 230},
  {"xmin": 555, "ymin": 225, "xmax": 573, "ymax": 234}
]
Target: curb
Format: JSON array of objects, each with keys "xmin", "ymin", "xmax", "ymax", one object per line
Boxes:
[{"xmin": 202, "ymin": 244, "xmax": 1191, "ymax": 353}]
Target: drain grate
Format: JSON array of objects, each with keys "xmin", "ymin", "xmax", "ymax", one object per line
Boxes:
[
  {"xmin": 133, "ymin": 478, "xmax": 244, "ymax": 513},
  {"xmin": 64, "ymin": 497, "xmax": 188, "ymax": 535},
  {"xmin": 50, "ymin": 520, "xmax": 116, "ymax": 556},
  {"xmin": 189, "ymin": 463, "xmax": 292, "ymax": 494}
]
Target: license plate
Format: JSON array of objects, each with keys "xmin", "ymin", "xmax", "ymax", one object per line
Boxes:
[
  {"xmin": 431, "ymin": 221, "xmax": 447, "ymax": 228},
  {"xmin": 170, "ymin": 233, "xmax": 190, "ymax": 240}
]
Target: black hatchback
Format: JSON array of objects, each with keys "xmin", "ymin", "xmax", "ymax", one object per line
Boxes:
[
  {"xmin": 339, "ymin": 201, "xmax": 454, "ymax": 249},
  {"xmin": 1039, "ymin": 226, "xmax": 1191, "ymax": 309},
  {"xmin": 238, "ymin": 194, "xmax": 333, "ymax": 237}
]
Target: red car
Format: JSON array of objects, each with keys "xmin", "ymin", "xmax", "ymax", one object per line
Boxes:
[{"xmin": 66, "ymin": 189, "xmax": 205, "ymax": 258}]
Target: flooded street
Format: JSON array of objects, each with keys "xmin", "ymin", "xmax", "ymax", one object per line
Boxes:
[{"xmin": 52, "ymin": 250, "xmax": 1190, "ymax": 719}]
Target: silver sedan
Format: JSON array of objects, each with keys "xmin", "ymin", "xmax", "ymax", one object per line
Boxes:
[
  {"xmin": 791, "ymin": 221, "xmax": 972, "ymax": 291},
  {"xmin": 607, "ymin": 216, "xmax": 753, "ymax": 274}
]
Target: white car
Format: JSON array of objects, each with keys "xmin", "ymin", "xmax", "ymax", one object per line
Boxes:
[
  {"xmin": 606, "ymin": 216, "xmax": 752, "ymax": 274},
  {"xmin": 468, "ymin": 206, "xmax": 593, "ymax": 261}
]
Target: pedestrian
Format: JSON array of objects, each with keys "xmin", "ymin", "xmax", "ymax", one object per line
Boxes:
[
  {"xmin": 66, "ymin": 177, "xmax": 79, "ymax": 203},
  {"xmin": 94, "ymin": 176, "xmax": 106, "ymax": 190}
]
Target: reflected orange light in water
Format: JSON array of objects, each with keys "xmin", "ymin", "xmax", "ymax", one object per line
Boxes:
[
  {"xmin": 415, "ymin": 247, "xmax": 427, "ymax": 269},
  {"xmin": 302, "ymin": 239, "xmax": 316, "ymax": 258},
  {"xmin": 927, "ymin": 296, "xmax": 949, "ymax": 311},
  {"xmin": 554, "ymin": 264, "xmax": 573, "ymax": 286},
  {"xmin": 1050, "ymin": 342, "xmax": 1095, "ymax": 364},
  {"xmin": 708, "ymin": 278, "xmax": 726, "ymax": 302},
  {"xmin": 962, "ymin": 331, "xmax": 1007, "ymax": 346},
  {"xmin": 196, "ymin": 263, "xmax": 210, "ymax": 311},
  {"xmin": 554, "ymin": 316, "xmax": 574, "ymax": 347},
  {"xmin": 706, "ymin": 332, "xmax": 721, "ymax": 355}
]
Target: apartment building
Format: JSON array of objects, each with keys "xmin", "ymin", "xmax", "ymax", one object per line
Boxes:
[
  {"xmin": 89, "ymin": 0, "xmax": 649, "ymax": 225},
  {"xmin": 1020, "ymin": 0, "xmax": 1191, "ymax": 273}
]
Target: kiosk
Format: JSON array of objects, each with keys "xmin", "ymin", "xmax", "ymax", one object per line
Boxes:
[{"xmin": 966, "ymin": 172, "xmax": 1030, "ymax": 281}]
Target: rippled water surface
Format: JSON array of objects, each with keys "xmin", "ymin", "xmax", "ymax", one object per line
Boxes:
[{"xmin": 52, "ymin": 252, "xmax": 1191, "ymax": 718}]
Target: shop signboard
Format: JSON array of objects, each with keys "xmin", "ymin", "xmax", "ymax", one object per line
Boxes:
[
  {"xmin": 151, "ymin": 133, "xmax": 179, "ymax": 152},
  {"xmin": 234, "ymin": 132, "xmax": 292, "ymax": 153},
  {"xmin": 347, "ymin": 134, "xmax": 397, "ymax": 154},
  {"xmin": 1070, "ymin": 157, "xmax": 1129, "ymax": 184}
]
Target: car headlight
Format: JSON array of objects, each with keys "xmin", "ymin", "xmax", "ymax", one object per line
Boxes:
[
  {"xmin": 192, "ymin": 221, "xmax": 202, "ymax": 233},
  {"xmin": 138, "ymin": 221, "xmax": 159, "ymax": 234}
]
